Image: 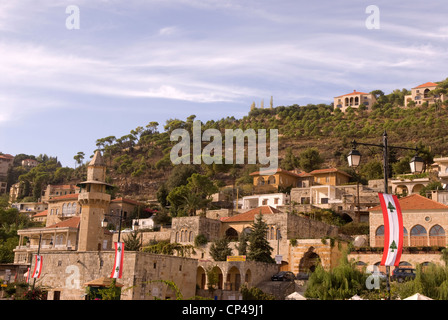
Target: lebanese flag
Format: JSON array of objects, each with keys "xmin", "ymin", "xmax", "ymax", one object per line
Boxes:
[
  {"xmin": 24, "ymin": 268, "xmax": 30, "ymax": 283},
  {"xmin": 110, "ymin": 242, "xmax": 124, "ymax": 279},
  {"xmin": 32, "ymin": 255, "xmax": 43, "ymax": 279},
  {"xmin": 378, "ymin": 193, "xmax": 403, "ymax": 266}
]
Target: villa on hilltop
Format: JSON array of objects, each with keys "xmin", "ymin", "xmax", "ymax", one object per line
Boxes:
[
  {"xmin": 333, "ymin": 90, "xmax": 377, "ymax": 113},
  {"xmin": 404, "ymin": 82, "xmax": 446, "ymax": 107}
]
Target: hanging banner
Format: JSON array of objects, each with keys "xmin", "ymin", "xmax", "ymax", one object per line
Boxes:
[
  {"xmin": 378, "ymin": 193, "xmax": 403, "ymax": 266},
  {"xmin": 110, "ymin": 242, "xmax": 124, "ymax": 279},
  {"xmin": 32, "ymin": 255, "xmax": 43, "ymax": 279}
]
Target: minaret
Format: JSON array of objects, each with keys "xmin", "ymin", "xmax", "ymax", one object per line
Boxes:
[{"xmin": 77, "ymin": 151, "xmax": 112, "ymax": 252}]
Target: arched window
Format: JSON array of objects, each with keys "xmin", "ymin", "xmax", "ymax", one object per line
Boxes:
[
  {"xmin": 429, "ymin": 225, "xmax": 445, "ymax": 246},
  {"xmin": 375, "ymin": 225, "xmax": 384, "ymax": 247},
  {"xmin": 62, "ymin": 203, "xmax": 68, "ymax": 215},
  {"xmin": 410, "ymin": 225, "xmax": 427, "ymax": 246},
  {"xmin": 268, "ymin": 176, "xmax": 276, "ymax": 185},
  {"xmin": 189, "ymin": 231, "xmax": 194, "ymax": 242},
  {"xmin": 403, "ymin": 227, "xmax": 409, "ymax": 247},
  {"xmin": 269, "ymin": 226, "xmax": 275, "ymax": 240}
]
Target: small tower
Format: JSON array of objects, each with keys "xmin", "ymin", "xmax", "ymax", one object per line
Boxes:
[{"xmin": 77, "ymin": 151, "xmax": 112, "ymax": 252}]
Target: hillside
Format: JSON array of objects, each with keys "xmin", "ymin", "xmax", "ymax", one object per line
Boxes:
[{"xmin": 7, "ymin": 83, "xmax": 448, "ymax": 204}]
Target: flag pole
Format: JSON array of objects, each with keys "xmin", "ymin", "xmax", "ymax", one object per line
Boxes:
[{"xmin": 382, "ymin": 132, "xmax": 391, "ymax": 301}]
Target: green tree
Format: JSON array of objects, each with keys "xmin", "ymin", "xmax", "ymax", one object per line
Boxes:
[
  {"xmin": 247, "ymin": 214, "xmax": 274, "ymax": 263},
  {"xmin": 305, "ymin": 252, "xmax": 367, "ymax": 300},
  {"xmin": 298, "ymin": 147, "xmax": 324, "ymax": 172},
  {"xmin": 123, "ymin": 231, "xmax": 142, "ymax": 251},
  {"xmin": 281, "ymin": 147, "xmax": 299, "ymax": 170},
  {"xmin": 236, "ymin": 231, "xmax": 248, "ymax": 256},
  {"xmin": 209, "ymin": 238, "xmax": 232, "ymax": 261}
]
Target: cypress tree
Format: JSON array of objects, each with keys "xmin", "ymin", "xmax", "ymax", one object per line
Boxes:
[{"xmin": 247, "ymin": 214, "xmax": 274, "ymax": 263}]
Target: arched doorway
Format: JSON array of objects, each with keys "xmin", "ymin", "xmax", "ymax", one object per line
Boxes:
[
  {"xmin": 411, "ymin": 184, "xmax": 425, "ymax": 194},
  {"xmin": 226, "ymin": 266, "xmax": 241, "ymax": 291},
  {"xmin": 210, "ymin": 266, "xmax": 224, "ymax": 290},
  {"xmin": 225, "ymin": 227, "xmax": 239, "ymax": 241},
  {"xmin": 298, "ymin": 247, "xmax": 320, "ymax": 274},
  {"xmin": 244, "ymin": 269, "xmax": 252, "ymax": 285},
  {"xmin": 395, "ymin": 185, "xmax": 408, "ymax": 196},
  {"xmin": 196, "ymin": 266, "xmax": 207, "ymax": 290}
]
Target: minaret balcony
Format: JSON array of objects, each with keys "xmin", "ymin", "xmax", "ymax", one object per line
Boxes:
[{"xmin": 78, "ymin": 192, "xmax": 111, "ymax": 205}]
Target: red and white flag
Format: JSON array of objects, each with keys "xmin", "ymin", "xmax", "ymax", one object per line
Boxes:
[
  {"xmin": 378, "ymin": 193, "xmax": 403, "ymax": 266},
  {"xmin": 32, "ymin": 255, "xmax": 43, "ymax": 279},
  {"xmin": 24, "ymin": 268, "xmax": 30, "ymax": 283},
  {"xmin": 111, "ymin": 242, "xmax": 124, "ymax": 279}
]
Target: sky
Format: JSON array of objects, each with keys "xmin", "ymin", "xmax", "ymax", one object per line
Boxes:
[{"xmin": 1, "ymin": 0, "xmax": 448, "ymax": 168}]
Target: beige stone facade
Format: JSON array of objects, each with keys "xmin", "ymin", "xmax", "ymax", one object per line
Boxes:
[
  {"xmin": 31, "ymin": 251, "xmax": 198, "ymax": 300},
  {"xmin": 334, "ymin": 90, "xmax": 377, "ymax": 112},
  {"xmin": 404, "ymin": 82, "xmax": 446, "ymax": 107}
]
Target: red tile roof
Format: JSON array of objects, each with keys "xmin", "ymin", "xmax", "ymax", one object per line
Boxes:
[
  {"xmin": 0, "ymin": 154, "xmax": 14, "ymax": 160},
  {"xmin": 414, "ymin": 82, "xmax": 438, "ymax": 89},
  {"xmin": 249, "ymin": 168, "xmax": 302, "ymax": 178},
  {"xmin": 33, "ymin": 210, "xmax": 48, "ymax": 217},
  {"xmin": 222, "ymin": 206, "xmax": 280, "ymax": 222},
  {"xmin": 48, "ymin": 194, "xmax": 79, "ymax": 202},
  {"xmin": 46, "ymin": 216, "xmax": 80, "ymax": 229},
  {"xmin": 335, "ymin": 90, "xmax": 369, "ymax": 98},
  {"xmin": 370, "ymin": 194, "xmax": 448, "ymax": 211},
  {"xmin": 309, "ymin": 168, "xmax": 352, "ymax": 177}
]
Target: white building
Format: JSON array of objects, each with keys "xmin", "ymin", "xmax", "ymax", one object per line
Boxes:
[{"xmin": 242, "ymin": 193, "xmax": 290, "ymax": 210}]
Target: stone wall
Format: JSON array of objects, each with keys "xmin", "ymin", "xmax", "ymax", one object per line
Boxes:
[
  {"xmin": 348, "ymin": 252, "xmax": 445, "ymax": 273},
  {"xmin": 170, "ymin": 216, "xmax": 221, "ymax": 243},
  {"xmin": 33, "ymin": 251, "xmax": 198, "ymax": 300},
  {"xmin": 264, "ymin": 212, "xmax": 338, "ymax": 240}
]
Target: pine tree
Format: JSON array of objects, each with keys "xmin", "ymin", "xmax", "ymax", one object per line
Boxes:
[
  {"xmin": 209, "ymin": 238, "xmax": 232, "ymax": 261},
  {"xmin": 247, "ymin": 214, "xmax": 274, "ymax": 263},
  {"xmin": 236, "ymin": 231, "xmax": 248, "ymax": 256}
]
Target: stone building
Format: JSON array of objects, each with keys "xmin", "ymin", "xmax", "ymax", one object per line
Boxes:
[
  {"xmin": 404, "ymin": 81, "xmax": 446, "ymax": 107},
  {"xmin": 333, "ymin": 90, "xmax": 377, "ymax": 112},
  {"xmin": 349, "ymin": 194, "xmax": 448, "ymax": 272}
]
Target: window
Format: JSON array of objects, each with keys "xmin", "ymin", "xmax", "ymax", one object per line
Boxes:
[
  {"xmin": 410, "ymin": 225, "xmax": 427, "ymax": 246},
  {"xmin": 375, "ymin": 225, "xmax": 384, "ymax": 247},
  {"xmin": 429, "ymin": 225, "xmax": 445, "ymax": 246}
]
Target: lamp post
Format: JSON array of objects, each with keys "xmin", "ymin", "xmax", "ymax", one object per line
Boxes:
[
  {"xmin": 347, "ymin": 131, "xmax": 424, "ymax": 300},
  {"xmin": 102, "ymin": 209, "xmax": 125, "ymax": 243}
]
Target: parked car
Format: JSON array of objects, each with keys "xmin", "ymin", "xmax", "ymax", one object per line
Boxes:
[
  {"xmin": 296, "ymin": 272, "xmax": 310, "ymax": 280},
  {"xmin": 391, "ymin": 268, "xmax": 416, "ymax": 282},
  {"xmin": 271, "ymin": 271, "xmax": 296, "ymax": 282}
]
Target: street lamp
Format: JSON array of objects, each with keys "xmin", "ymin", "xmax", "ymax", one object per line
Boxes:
[
  {"xmin": 347, "ymin": 148, "xmax": 362, "ymax": 168},
  {"xmin": 102, "ymin": 209, "xmax": 125, "ymax": 243},
  {"xmin": 347, "ymin": 131, "xmax": 425, "ymax": 300},
  {"xmin": 410, "ymin": 154, "xmax": 425, "ymax": 174}
]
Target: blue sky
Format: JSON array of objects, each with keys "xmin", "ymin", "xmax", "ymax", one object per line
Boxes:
[{"xmin": 1, "ymin": 0, "xmax": 448, "ymax": 167}]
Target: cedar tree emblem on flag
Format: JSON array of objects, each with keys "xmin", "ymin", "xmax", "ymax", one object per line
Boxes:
[
  {"xmin": 378, "ymin": 193, "xmax": 403, "ymax": 266},
  {"xmin": 111, "ymin": 242, "xmax": 124, "ymax": 279}
]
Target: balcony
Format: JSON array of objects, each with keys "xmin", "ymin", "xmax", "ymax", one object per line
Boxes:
[{"xmin": 78, "ymin": 192, "xmax": 111, "ymax": 204}]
